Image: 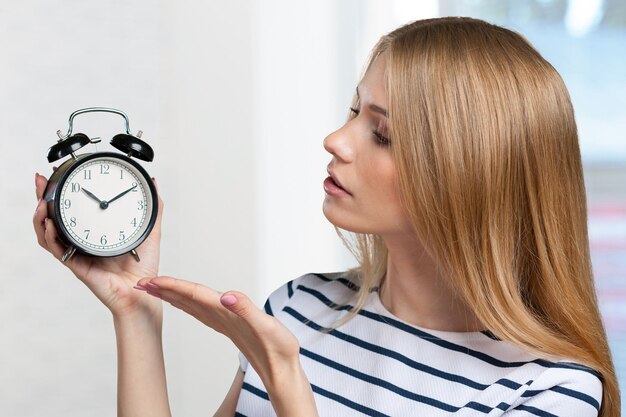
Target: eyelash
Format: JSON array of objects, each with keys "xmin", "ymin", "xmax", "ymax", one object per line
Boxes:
[{"xmin": 349, "ymin": 107, "xmax": 391, "ymax": 146}]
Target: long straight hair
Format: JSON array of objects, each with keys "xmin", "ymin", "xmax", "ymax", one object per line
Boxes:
[{"xmin": 336, "ymin": 17, "xmax": 619, "ymax": 417}]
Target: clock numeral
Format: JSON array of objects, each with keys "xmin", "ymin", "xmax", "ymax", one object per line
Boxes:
[
  {"xmin": 119, "ymin": 231, "xmax": 126, "ymax": 241},
  {"xmin": 137, "ymin": 200, "xmax": 144, "ymax": 210},
  {"xmin": 120, "ymin": 169, "xmax": 124, "ymax": 180},
  {"xmin": 63, "ymin": 199, "xmax": 72, "ymax": 209},
  {"xmin": 131, "ymin": 218, "xmax": 137, "ymax": 227},
  {"xmin": 100, "ymin": 235, "xmax": 108, "ymax": 245},
  {"xmin": 83, "ymin": 170, "xmax": 92, "ymax": 180},
  {"xmin": 131, "ymin": 182, "xmax": 138, "ymax": 192},
  {"xmin": 84, "ymin": 229, "xmax": 90, "ymax": 239},
  {"xmin": 69, "ymin": 217, "xmax": 77, "ymax": 227},
  {"xmin": 100, "ymin": 164, "xmax": 110, "ymax": 175},
  {"xmin": 71, "ymin": 183, "xmax": 81, "ymax": 193}
]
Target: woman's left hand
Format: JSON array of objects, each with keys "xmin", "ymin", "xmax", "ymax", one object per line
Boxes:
[
  {"xmin": 135, "ymin": 276, "xmax": 319, "ymax": 416},
  {"xmin": 134, "ymin": 276, "xmax": 301, "ymax": 387}
]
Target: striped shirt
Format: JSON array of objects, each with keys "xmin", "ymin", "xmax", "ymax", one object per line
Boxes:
[{"xmin": 235, "ymin": 272, "xmax": 602, "ymax": 417}]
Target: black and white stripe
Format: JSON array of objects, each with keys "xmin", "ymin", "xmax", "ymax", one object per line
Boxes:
[{"xmin": 235, "ymin": 273, "xmax": 602, "ymax": 417}]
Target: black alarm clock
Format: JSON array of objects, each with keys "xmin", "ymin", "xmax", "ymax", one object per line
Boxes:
[{"xmin": 43, "ymin": 107, "xmax": 158, "ymax": 263}]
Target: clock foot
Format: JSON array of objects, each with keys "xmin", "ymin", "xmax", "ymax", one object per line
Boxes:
[
  {"xmin": 62, "ymin": 246, "xmax": 77, "ymax": 263},
  {"xmin": 131, "ymin": 249, "xmax": 141, "ymax": 263}
]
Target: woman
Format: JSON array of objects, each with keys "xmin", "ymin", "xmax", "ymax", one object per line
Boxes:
[{"xmin": 33, "ymin": 16, "xmax": 619, "ymax": 417}]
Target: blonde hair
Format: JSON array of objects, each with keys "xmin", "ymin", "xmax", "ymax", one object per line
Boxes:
[{"xmin": 336, "ymin": 17, "xmax": 620, "ymax": 417}]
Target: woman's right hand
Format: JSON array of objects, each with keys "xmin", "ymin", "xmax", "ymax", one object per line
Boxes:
[{"xmin": 33, "ymin": 172, "xmax": 164, "ymax": 319}]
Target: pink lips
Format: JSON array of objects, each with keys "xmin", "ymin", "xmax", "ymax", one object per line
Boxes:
[
  {"xmin": 324, "ymin": 169, "xmax": 351, "ymax": 196},
  {"xmin": 324, "ymin": 177, "xmax": 351, "ymax": 197}
]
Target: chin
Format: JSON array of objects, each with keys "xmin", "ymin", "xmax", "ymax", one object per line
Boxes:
[{"xmin": 322, "ymin": 200, "xmax": 373, "ymax": 234}]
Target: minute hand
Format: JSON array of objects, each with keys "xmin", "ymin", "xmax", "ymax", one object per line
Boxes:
[{"xmin": 107, "ymin": 184, "xmax": 138, "ymax": 205}]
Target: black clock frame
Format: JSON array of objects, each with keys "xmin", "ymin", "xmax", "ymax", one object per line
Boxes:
[{"xmin": 43, "ymin": 152, "xmax": 159, "ymax": 258}]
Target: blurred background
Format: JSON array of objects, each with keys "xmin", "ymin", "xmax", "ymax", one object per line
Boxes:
[{"xmin": 0, "ymin": 0, "xmax": 624, "ymax": 415}]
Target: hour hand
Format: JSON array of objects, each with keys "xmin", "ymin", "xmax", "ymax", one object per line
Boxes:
[
  {"xmin": 81, "ymin": 188, "xmax": 108, "ymax": 209},
  {"xmin": 82, "ymin": 187, "xmax": 104, "ymax": 204}
]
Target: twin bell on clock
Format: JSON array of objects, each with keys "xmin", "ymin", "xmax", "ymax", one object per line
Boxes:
[{"xmin": 43, "ymin": 107, "xmax": 158, "ymax": 263}]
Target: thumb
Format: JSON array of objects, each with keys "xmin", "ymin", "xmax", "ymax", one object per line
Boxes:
[
  {"xmin": 35, "ymin": 173, "xmax": 48, "ymax": 200},
  {"xmin": 220, "ymin": 291, "xmax": 255, "ymax": 320}
]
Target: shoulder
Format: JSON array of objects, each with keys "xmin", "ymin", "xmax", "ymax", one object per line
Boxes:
[
  {"xmin": 264, "ymin": 272, "xmax": 359, "ymax": 315},
  {"xmin": 263, "ymin": 271, "xmax": 359, "ymax": 317},
  {"xmin": 506, "ymin": 359, "xmax": 603, "ymax": 416}
]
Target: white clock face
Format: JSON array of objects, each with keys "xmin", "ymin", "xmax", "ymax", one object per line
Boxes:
[{"xmin": 58, "ymin": 156, "xmax": 155, "ymax": 256}]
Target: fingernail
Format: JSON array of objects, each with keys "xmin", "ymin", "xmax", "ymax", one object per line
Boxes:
[
  {"xmin": 221, "ymin": 294, "xmax": 237, "ymax": 306},
  {"xmin": 44, "ymin": 218, "xmax": 49, "ymax": 229},
  {"xmin": 146, "ymin": 282, "xmax": 160, "ymax": 290},
  {"xmin": 35, "ymin": 198, "xmax": 43, "ymax": 212},
  {"xmin": 133, "ymin": 285, "xmax": 147, "ymax": 291}
]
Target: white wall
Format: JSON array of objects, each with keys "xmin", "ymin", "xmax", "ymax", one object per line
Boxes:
[
  {"xmin": 0, "ymin": 1, "xmax": 357, "ymax": 415},
  {"xmin": 251, "ymin": 0, "xmax": 358, "ymax": 299},
  {"xmin": 1, "ymin": 2, "xmax": 170, "ymax": 416}
]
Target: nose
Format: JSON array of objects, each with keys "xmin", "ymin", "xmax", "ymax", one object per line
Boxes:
[{"xmin": 323, "ymin": 124, "xmax": 354, "ymax": 163}]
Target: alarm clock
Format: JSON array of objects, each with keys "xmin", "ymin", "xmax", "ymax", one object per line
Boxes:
[{"xmin": 43, "ymin": 107, "xmax": 158, "ymax": 263}]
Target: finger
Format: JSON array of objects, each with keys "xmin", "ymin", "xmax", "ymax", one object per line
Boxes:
[
  {"xmin": 138, "ymin": 283, "xmax": 214, "ymax": 328},
  {"xmin": 149, "ymin": 177, "xmax": 164, "ymax": 238},
  {"xmin": 136, "ymin": 275, "xmax": 175, "ymax": 289},
  {"xmin": 136, "ymin": 277, "xmax": 225, "ymax": 326},
  {"xmin": 139, "ymin": 276, "xmax": 220, "ymax": 307},
  {"xmin": 155, "ymin": 193, "xmax": 164, "ymax": 229},
  {"xmin": 33, "ymin": 197, "xmax": 49, "ymax": 250},
  {"xmin": 220, "ymin": 291, "xmax": 255, "ymax": 320},
  {"xmin": 35, "ymin": 173, "xmax": 48, "ymax": 200},
  {"xmin": 147, "ymin": 289, "xmax": 193, "ymax": 316},
  {"xmin": 43, "ymin": 218, "xmax": 68, "ymax": 260},
  {"xmin": 152, "ymin": 177, "xmax": 164, "ymax": 225}
]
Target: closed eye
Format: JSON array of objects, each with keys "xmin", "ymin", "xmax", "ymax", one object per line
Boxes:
[
  {"xmin": 373, "ymin": 131, "xmax": 391, "ymax": 146},
  {"xmin": 350, "ymin": 107, "xmax": 391, "ymax": 147}
]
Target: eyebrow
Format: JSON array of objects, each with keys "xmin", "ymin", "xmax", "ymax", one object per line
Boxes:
[{"xmin": 356, "ymin": 86, "xmax": 388, "ymax": 118}]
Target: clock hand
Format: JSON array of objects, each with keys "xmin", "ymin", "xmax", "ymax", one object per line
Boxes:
[
  {"xmin": 81, "ymin": 187, "xmax": 109, "ymax": 209},
  {"xmin": 107, "ymin": 184, "xmax": 138, "ymax": 205}
]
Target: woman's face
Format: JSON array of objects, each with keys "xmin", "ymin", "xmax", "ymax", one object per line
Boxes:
[{"xmin": 322, "ymin": 53, "xmax": 412, "ymax": 236}]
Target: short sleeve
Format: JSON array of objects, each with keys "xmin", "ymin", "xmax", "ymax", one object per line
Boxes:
[
  {"xmin": 261, "ymin": 274, "xmax": 313, "ymax": 317},
  {"xmin": 238, "ymin": 350, "xmax": 249, "ymax": 374},
  {"xmin": 504, "ymin": 363, "xmax": 603, "ymax": 417}
]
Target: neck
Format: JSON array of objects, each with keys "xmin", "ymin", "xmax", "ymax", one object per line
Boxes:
[{"xmin": 378, "ymin": 233, "xmax": 485, "ymax": 333}]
